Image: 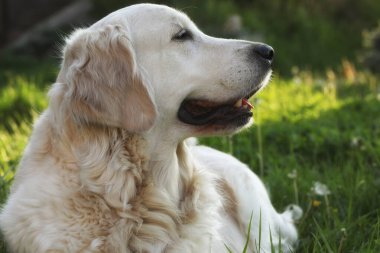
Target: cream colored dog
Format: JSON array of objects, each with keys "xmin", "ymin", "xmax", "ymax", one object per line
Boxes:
[{"xmin": 0, "ymin": 4, "xmax": 299, "ymax": 253}]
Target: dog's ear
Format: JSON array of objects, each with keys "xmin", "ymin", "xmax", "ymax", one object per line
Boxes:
[{"xmin": 60, "ymin": 25, "xmax": 156, "ymax": 132}]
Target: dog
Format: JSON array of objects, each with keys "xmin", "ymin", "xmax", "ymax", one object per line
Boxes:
[{"xmin": 0, "ymin": 4, "xmax": 300, "ymax": 253}]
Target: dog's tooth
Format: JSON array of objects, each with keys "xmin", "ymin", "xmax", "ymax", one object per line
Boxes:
[
  {"xmin": 234, "ymin": 99, "xmax": 243, "ymax": 108},
  {"xmin": 242, "ymin": 98, "xmax": 253, "ymax": 110}
]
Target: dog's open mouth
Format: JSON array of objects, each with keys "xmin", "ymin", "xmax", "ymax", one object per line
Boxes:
[{"xmin": 178, "ymin": 92, "xmax": 256, "ymax": 126}]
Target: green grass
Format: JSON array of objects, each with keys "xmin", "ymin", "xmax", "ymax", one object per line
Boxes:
[{"xmin": 0, "ymin": 62, "xmax": 379, "ymax": 252}]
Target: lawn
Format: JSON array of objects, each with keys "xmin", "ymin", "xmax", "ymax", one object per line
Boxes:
[{"xmin": 0, "ymin": 59, "xmax": 379, "ymax": 252}]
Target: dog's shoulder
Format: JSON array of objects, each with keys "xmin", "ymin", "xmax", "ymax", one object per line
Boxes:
[{"xmin": 189, "ymin": 144, "xmax": 252, "ymax": 175}]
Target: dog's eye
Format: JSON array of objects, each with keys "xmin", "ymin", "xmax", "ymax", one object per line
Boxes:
[{"xmin": 172, "ymin": 29, "xmax": 192, "ymax": 41}]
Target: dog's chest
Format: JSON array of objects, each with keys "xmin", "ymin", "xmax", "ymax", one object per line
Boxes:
[{"xmin": 100, "ymin": 172, "xmax": 221, "ymax": 253}]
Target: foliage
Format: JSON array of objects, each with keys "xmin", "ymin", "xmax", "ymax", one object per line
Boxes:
[{"xmin": 362, "ymin": 21, "xmax": 380, "ymax": 74}]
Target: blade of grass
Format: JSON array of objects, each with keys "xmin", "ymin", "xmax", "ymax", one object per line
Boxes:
[
  {"xmin": 313, "ymin": 218, "xmax": 334, "ymax": 253},
  {"xmin": 224, "ymin": 244, "xmax": 234, "ymax": 253},
  {"xmin": 269, "ymin": 227, "xmax": 276, "ymax": 253},
  {"xmin": 242, "ymin": 212, "xmax": 253, "ymax": 253},
  {"xmin": 258, "ymin": 209, "xmax": 262, "ymax": 252}
]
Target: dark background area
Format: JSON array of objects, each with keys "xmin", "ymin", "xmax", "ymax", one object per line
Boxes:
[
  {"xmin": 1, "ymin": 0, "xmax": 380, "ymax": 75},
  {"xmin": 0, "ymin": 0, "xmax": 74, "ymax": 48}
]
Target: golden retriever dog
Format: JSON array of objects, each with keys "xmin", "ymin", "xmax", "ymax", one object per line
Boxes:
[{"xmin": 0, "ymin": 4, "xmax": 300, "ymax": 253}]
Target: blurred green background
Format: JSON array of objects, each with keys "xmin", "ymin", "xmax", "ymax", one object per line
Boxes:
[
  {"xmin": 93, "ymin": 0, "xmax": 380, "ymax": 75},
  {"xmin": 1, "ymin": 0, "xmax": 380, "ymax": 252}
]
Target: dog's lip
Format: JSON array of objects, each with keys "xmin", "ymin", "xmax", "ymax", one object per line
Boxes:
[
  {"xmin": 177, "ymin": 85, "xmax": 262, "ymax": 126},
  {"xmin": 185, "ymin": 84, "xmax": 262, "ymax": 109}
]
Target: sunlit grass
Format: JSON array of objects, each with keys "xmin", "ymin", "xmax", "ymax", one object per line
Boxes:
[
  {"xmin": 0, "ymin": 76, "xmax": 48, "ymax": 132},
  {"xmin": 0, "ymin": 121, "xmax": 32, "ymax": 199}
]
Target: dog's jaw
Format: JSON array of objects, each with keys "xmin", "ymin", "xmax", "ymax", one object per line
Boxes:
[{"xmin": 176, "ymin": 70, "xmax": 272, "ymax": 135}]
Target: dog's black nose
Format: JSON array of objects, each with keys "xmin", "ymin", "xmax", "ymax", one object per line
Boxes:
[{"xmin": 253, "ymin": 44, "xmax": 274, "ymax": 62}]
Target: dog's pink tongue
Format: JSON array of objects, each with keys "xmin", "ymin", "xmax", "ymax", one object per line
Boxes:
[{"xmin": 242, "ymin": 98, "xmax": 253, "ymax": 110}]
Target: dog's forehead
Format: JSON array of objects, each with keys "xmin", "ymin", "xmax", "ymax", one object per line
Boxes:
[
  {"xmin": 129, "ymin": 4, "xmax": 185, "ymax": 19},
  {"xmin": 127, "ymin": 4, "xmax": 194, "ymax": 28},
  {"xmin": 102, "ymin": 4, "xmax": 194, "ymax": 32},
  {"xmin": 91, "ymin": 4, "xmax": 199, "ymax": 43}
]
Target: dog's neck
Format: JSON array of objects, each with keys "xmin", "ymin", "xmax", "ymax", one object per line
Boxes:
[
  {"xmin": 47, "ymin": 103, "xmax": 192, "ymax": 208},
  {"xmin": 142, "ymin": 128, "xmax": 197, "ymax": 200}
]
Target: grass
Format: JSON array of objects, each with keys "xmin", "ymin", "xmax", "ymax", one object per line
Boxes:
[{"xmin": 0, "ymin": 59, "xmax": 379, "ymax": 252}]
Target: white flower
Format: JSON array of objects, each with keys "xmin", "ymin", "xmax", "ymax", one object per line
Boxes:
[
  {"xmin": 287, "ymin": 169, "xmax": 297, "ymax": 179},
  {"xmin": 284, "ymin": 204, "xmax": 303, "ymax": 221},
  {"xmin": 311, "ymin": 181, "xmax": 331, "ymax": 196},
  {"xmin": 350, "ymin": 137, "xmax": 361, "ymax": 148}
]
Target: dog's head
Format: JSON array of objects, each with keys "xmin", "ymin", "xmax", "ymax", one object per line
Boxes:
[{"xmin": 57, "ymin": 4, "xmax": 273, "ymax": 140}]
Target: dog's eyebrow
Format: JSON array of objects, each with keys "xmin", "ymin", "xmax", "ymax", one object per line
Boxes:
[{"xmin": 171, "ymin": 22, "xmax": 185, "ymax": 31}]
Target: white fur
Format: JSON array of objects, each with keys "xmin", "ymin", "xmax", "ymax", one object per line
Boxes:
[{"xmin": 0, "ymin": 4, "xmax": 298, "ymax": 253}]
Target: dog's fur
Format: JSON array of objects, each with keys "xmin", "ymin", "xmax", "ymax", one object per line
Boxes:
[{"xmin": 0, "ymin": 4, "xmax": 298, "ymax": 253}]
